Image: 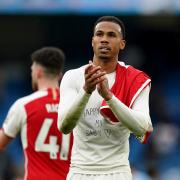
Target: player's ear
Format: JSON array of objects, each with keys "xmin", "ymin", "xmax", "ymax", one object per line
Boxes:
[
  {"xmin": 58, "ymin": 72, "xmax": 63, "ymax": 82},
  {"xmin": 119, "ymin": 40, "xmax": 126, "ymax": 50},
  {"xmin": 37, "ymin": 67, "xmax": 43, "ymax": 79}
]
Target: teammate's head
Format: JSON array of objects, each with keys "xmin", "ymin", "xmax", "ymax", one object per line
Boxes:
[
  {"xmin": 93, "ymin": 16, "xmax": 125, "ymax": 39},
  {"xmin": 31, "ymin": 47, "xmax": 65, "ymax": 91}
]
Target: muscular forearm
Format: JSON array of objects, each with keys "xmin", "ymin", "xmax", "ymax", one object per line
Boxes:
[
  {"xmin": 106, "ymin": 95, "xmax": 152, "ymax": 136},
  {"xmin": 58, "ymin": 89, "xmax": 91, "ymax": 134}
]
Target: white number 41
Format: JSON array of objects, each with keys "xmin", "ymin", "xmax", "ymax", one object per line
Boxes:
[{"xmin": 35, "ymin": 118, "xmax": 70, "ymax": 160}]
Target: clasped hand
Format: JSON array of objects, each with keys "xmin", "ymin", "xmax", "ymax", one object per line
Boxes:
[{"xmin": 83, "ymin": 61, "xmax": 112, "ymax": 101}]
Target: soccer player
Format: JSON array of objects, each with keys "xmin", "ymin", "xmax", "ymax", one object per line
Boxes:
[
  {"xmin": 0, "ymin": 47, "xmax": 73, "ymax": 180},
  {"xmin": 57, "ymin": 16, "xmax": 153, "ymax": 180}
]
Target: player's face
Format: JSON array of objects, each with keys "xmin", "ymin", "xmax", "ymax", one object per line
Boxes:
[
  {"xmin": 92, "ymin": 21, "xmax": 125, "ymax": 61},
  {"xmin": 31, "ymin": 62, "xmax": 38, "ymax": 91}
]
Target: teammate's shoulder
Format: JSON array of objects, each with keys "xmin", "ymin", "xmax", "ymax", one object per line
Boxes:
[{"xmin": 15, "ymin": 91, "xmax": 47, "ymax": 106}]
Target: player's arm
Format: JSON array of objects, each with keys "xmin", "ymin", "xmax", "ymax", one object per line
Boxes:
[
  {"xmin": 58, "ymin": 69, "xmax": 91, "ymax": 134},
  {"xmin": 0, "ymin": 129, "xmax": 13, "ymax": 151},
  {"xmin": 106, "ymin": 85, "xmax": 153, "ymax": 136},
  {"xmin": 58, "ymin": 64, "xmax": 105, "ymax": 134},
  {"xmin": 0, "ymin": 99, "xmax": 23, "ymax": 151}
]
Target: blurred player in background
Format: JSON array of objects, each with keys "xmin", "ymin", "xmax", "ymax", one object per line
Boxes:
[
  {"xmin": 58, "ymin": 16, "xmax": 153, "ymax": 180},
  {"xmin": 0, "ymin": 47, "xmax": 73, "ymax": 180}
]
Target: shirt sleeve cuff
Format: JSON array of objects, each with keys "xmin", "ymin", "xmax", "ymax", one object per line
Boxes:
[
  {"xmin": 79, "ymin": 88, "xmax": 92, "ymax": 99},
  {"xmin": 106, "ymin": 95, "xmax": 116, "ymax": 105}
]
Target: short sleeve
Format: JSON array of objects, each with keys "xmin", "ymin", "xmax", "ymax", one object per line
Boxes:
[{"xmin": 2, "ymin": 99, "xmax": 26, "ymax": 138}]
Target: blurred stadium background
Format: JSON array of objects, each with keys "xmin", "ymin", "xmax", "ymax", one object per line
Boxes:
[{"xmin": 0, "ymin": 0, "xmax": 180, "ymax": 179}]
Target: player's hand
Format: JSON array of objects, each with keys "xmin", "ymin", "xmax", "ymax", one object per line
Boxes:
[
  {"xmin": 97, "ymin": 76, "xmax": 113, "ymax": 101},
  {"xmin": 83, "ymin": 61, "xmax": 106, "ymax": 94}
]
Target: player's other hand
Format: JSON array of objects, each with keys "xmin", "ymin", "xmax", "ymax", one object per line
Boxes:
[{"xmin": 83, "ymin": 61, "xmax": 106, "ymax": 94}]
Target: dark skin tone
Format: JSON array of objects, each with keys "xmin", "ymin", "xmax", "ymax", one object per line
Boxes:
[{"xmin": 84, "ymin": 21, "xmax": 126, "ymax": 100}]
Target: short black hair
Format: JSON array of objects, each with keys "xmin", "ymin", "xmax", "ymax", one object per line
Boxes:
[
  {"xmin": 31, "ymin": 47, "xmax": 65, "ymax": 75},
  {"xmin": 93, "ymin": 16, "xmax": 125, "ymax": 39}
]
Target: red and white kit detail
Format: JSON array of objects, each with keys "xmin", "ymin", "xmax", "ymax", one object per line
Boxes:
[{"xmin": 3, "ymin": 88, "xmax": 73, "ymax": 180}]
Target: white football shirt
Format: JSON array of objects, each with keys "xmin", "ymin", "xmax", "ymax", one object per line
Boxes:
[{"xmin": 58, "ymin": 64, "xmax": 151, "ymax": 174}]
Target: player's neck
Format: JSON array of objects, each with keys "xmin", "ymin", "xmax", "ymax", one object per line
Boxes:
[
  {"xmin": 38, "ymin": 79, "xmax": 59, "ymax": 91},
  {"xmin": 93, "ymin": 58, "xmax": 118, "ymax": 74}
]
